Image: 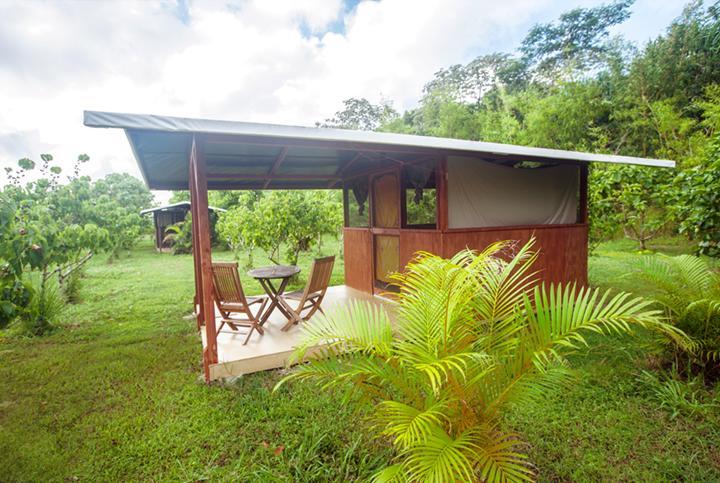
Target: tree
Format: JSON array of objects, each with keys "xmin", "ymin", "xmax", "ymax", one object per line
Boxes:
[
  {"xmin": 0, "ymin": 194, "xmax": 33, "ymax": 329},
  {"xmin": 627, "ymin": 1, "xmax": 720, "ymax": 110},
  {"xmin": 321, "ymin": 97, "xmax": 399, "ymax": 130},
  {"xmin": 422, "ymin": 53, "xmax": 517, "ymax": 104},
  {"xmin": 278, "ymin": 239, "xmax": 685, "ymax": 481},
  {"xmin": 1, "ymin": 155, "xmax": 110, "ymax": 334},
  {"xmin": 520, "ymin": 0, "xmax": 634, "ymax": 78},
  {"xmin": 673, "ymin": 133, "xmax": 720, "ymax": 256},
  {"xmin": 217, "ymin": 191, "xmax": 342, "ymax": 266},
  {"xmin": 86, "ymin": 173, "xmax": 154, "ymax": 259},
  {"xmin": 591, "ymin": 164, "xmax": 675, "ymax": 250}
]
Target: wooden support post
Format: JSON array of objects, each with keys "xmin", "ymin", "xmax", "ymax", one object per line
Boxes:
[
  {"xmin": 189, "ymin": 164, "xmax": 203, "ymax": 330},
  {"xmin": 190, "ymin": 135, "xmax": 218, "ymax": 381}
]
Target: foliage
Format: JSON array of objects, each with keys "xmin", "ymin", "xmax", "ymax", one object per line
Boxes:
[
  {"xmin": 218, "ymin": 190, "xmax": 342, "ymax": 266},
  {"xmin": 634, "ymin": 253, "xmax": 720, "ymax": 381},
  {"xmin": 20, "ymin": 277, "xmax": 64, "ymax": 336},
  {"xmin": 0, "ymin": 194, "xmax": 33, "ymax": 328},
  {"xmin": 1, "ymin": 154, "xmax": 152, "ymax": 333},
  {"xmin": 672, "ymin": 133, "xmax": 720, "ymax": 256},
  {"xmin": 163, "ymin": 215, "xmax": 193, "ymax": 255},
  {"xmin": 422, "ymin": 53, "xmax": 517, "ymax": 104},
  {"xmin": 322, "ymin": 97, "xmax": 399, "ymax": 130},
  {"xmin": 335, "ymin": 0, "xmax": 720, "ymax": 256},
  {"xmin": 520, "ymin": 0, "xmax": 634, "ymax": 78},
  {"xmin": 278, "ymin": 239, "xmax": 684, "ymax": 481},
  {"xmin": 637, "ymin": 370, "xmax": 718, "ymax": 419},
  {"xmin": 62, "ymin": 267, "xmax": 84, "ymax": 304},
  {"xmin": 590, "ymin": 164, "xmax": 675, "ymax": 250},
  {"xmin": 88, "ymin": 173, "xmax": 154, "ymax": 259}
]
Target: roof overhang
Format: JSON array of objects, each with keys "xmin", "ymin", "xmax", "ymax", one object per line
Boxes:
[
  {"xmin": 140, "ymin": 201, "xmax": 225, "ymax": 215},
  {"xmin": 84, "ymin": 110, "xmax": 676, "ymax": 191}
]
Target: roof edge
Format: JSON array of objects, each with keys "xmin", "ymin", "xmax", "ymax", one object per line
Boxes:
[
  {"xmin": 140, "ymin": 201, "xmax": 226, "ymax": 215},
  {"xmin": 84, "ymin": 110, "xmax": 676, "ymax": 169}
]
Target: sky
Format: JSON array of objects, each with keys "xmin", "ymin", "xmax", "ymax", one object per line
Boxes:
[{"xmin": 0, "ymin": 0, "xmax": 687, "ymax": 201}]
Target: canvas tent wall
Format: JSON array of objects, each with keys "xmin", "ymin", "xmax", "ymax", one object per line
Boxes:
[{"xmin": 446, "ymin": 157, "xmax": 579, "ymax": 229}]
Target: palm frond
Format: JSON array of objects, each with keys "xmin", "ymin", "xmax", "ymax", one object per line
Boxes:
[
  {"xmin": 484, "ymin": 363, "xmax": 577, "ymax": 415},
  {"xmin": 392, "ymin": 252, "xmax": 478, "ymax": 350},
  {"xmin": 524, "ymin": 283, "xmax": 691, "ymax": 369},
  {"xmin": 372, "ymin": 463, "xmax": 406, "ymax": 483},
  {"xmin": 375, "ymin": 399, "xmax": 450, "ymax": 449},
  {"xmin": 402, "ymin": 428, "xmax": 479, "ymax": 483},
  {"xmin": 473, "ymin": 426, "xmax": 534, "ymax": 483},
  {"xmin": 635, "ymin": 254, "xmax": 719, "ymax": 316},
  {"xmin": 291, "ymin": 300, "xmax": 394, "ymax": 362},
  {"xmin": 472, "ymin": 239, "xmax": 540, "ymax": 326},
  {"xmin": 391, "ymin": 252, "xmax": 489, "ymax": 391},
  {"xmin": 410, "ymin": 351, "xmax": 493, "ymax": 393}
]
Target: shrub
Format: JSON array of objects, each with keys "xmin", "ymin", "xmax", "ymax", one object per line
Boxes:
[
  {"xmin": 277, "ymin": 239, "xmax": 683, "ymax": 481},
  {"xmin": 61, "ymin": 268, "xmax": 84, "ymax": 304},
  {"xmin": 637, "ymin": 370, "xmax": 717, "ymax": 419},
  {"xmin": 634, "ymin": 254, "xmax": 720, "ymax": 382},
  {"xmin": 163, "ymin": 215, "xmax": 193, "ymax": 255},
  {"xmin": 21, "ymin": 278, "xmax": 63, "ymax": 336}
]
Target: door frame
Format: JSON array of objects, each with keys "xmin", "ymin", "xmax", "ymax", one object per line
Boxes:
[{"xmin": 369, "ymin": 168, "xmax": 402, "ymax": 293}]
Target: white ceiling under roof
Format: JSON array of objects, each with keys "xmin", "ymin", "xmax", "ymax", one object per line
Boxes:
[{"xmin": 84, "ymin": 110, "xmax": 675, "ymax": 191}]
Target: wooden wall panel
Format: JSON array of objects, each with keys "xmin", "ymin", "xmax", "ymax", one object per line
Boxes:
[
  {"xmin": 400, "ymin": 230, "xmax": 443, "ymax": 268},
  {"xmin": 441, "ymin": 225, "xmax": 588, "ymax": 286},
  {"xmin": 343, "ymin": 228, "xmax": 373, "ymax": 293}
]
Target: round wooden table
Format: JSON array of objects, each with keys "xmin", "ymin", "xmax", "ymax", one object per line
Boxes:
[{"xmin": 248, "ymin": 265, "xmax": 301, "ymax": 326}]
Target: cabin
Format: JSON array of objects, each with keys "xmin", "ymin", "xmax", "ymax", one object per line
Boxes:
[
  {"xmin": 140, "ymin": 201, "xmax": 225, "ymax": 251},
  {"xmin": 84, "ymin": 110, "xmax": 674, "ymax": 381}
]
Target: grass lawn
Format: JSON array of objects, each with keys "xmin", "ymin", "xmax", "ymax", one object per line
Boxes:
[{"xmin": 1, "ymin": 237, "xmax": 719, "ymax": 481}]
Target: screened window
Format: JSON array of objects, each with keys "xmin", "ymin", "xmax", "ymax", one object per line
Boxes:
[
  {"xmin": 344, "ymin": 177, "xmax": 369, "ymax": 227},
  {"xmin": 403, "ymin": 163, "xmax": 437, "ymax": 228}
]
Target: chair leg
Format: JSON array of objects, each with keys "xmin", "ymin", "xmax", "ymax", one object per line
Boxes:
[
  {"xmin": 256, "ymin": 298, "xmax": 269, "ymax": 325},
  {"xmin": 301, "ymin": 296, "xmax": 325, "ymax": 321},
  {"xmin": 242, "ymin": 324, "xmax": 258, "ymax": 345},
  {"xmin": 281, "ymin": 305, "xmax": 304, "ymax": 331}
]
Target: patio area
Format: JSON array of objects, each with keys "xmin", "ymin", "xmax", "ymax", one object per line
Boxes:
[{"xmin": 201, "ymin": 285, "xmax": 396, "ymax": 381}]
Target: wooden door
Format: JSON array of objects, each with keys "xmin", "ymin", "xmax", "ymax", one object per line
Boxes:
[{"xmin": 371, "ymin": 171, "xmax": 400, "ymax": 292}]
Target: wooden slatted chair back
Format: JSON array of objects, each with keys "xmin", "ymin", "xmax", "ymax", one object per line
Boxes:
[
  {"xmin": 303, "ymin": 256, "xmax": 335, "ymax": 299},
  {"xmin": 212, "ymin": 262, "xmax": 248, "ymax": 306}
]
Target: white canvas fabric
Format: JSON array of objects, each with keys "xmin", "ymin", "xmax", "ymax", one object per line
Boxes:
[{"xmin": 447, "ymin": 156, "xmax": 579, "ymax": 228}]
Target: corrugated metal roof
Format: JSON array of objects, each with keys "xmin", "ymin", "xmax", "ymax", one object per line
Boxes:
[{"xmin": 84, "ymin": 110, "xmax": 675, "ymax": 190}]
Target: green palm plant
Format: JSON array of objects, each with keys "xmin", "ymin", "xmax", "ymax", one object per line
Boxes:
[
  {"xmin": 276, "ymin": 239, "xmax": 686, "ymax": 482},
  {"xmin": 162, "ymin": 219, "xmax": 193, "ymax": 255},
  {"xmin": 634, "ymin": 254, "xmax": 720, "ymax": 375}
]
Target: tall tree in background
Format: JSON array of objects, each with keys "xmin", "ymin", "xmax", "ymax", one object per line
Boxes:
[
  {"xmin": 321, "ymin": 97, "xmax": 399, "ymax": 130},
  {"xmin": 520, "ymin": 0, "xmax": 634, "ymax": 79}
]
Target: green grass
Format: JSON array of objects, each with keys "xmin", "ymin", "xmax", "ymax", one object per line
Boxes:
[{"xmin": 1, "ymin": 237, "xmax": 719, "ymax": 481}]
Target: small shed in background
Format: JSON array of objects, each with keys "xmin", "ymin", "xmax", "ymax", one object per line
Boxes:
[{"xmin": 140, "ymin": 201, "xmax": 225, "ymax": 251}]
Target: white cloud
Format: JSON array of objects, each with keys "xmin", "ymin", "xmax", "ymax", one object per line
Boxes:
[{"xmin": 0, "ymin": 0, "xmax": 685, "ymax": 201}]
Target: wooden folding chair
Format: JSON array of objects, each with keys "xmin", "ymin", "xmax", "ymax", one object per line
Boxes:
[
  {"xmin": 282, "ymin": 256, "xmax": 335, "ymax": 331},
  {"xmin": 211, "ymin": 262, "xmax": 268, "ymax": 345}
]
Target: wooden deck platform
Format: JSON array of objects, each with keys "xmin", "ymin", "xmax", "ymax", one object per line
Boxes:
[{"xmin": 200, "ymin": 285, "xmax": 395, "ymax": 381}]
